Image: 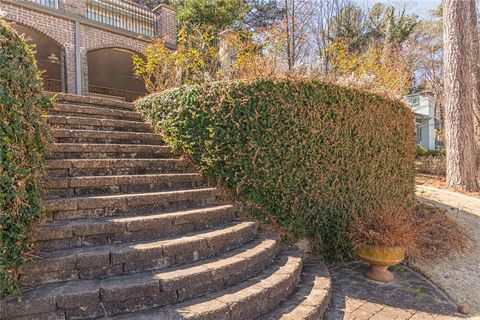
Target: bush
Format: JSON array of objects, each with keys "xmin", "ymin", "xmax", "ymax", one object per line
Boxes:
[
  {"xmin": 1, "ymin": 19, "xmax": 52, "ymax": 297},
  {"xmin": 416, "ymin": 145, "xmax": 445, "ymax": 157},
  {"xmin": 411, "ymin": 203, "xmax": 468, "ymax": 261},
  {"xmin": 416, "ymin": 156, "xmax": 446, "ymax": 177},
  {"xmin": 133, "ymin": 23, "xmax": 219, "ymax": 93},
  {"xmin": 351, "ymin": 204, "xmax": 419, "ymax": 255},
  {"xmin": 136, "ymin": 79, "xmax": 416, "ymax": 260},
  {"xmin": 416, "ymin": 145, "xmax": 429, "ymax": 157}
]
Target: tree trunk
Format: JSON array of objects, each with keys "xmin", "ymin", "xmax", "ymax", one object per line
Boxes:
[
  {"xmin": 443, "ymin": 0, "xmax": 479, "ymax": 191},
  {"xmin": 469, "ymin": 0, "xmax": 480, "ymax": 163},
  {"xmin": 285, "ymin": 0, "xmax": 293, "ymax": 72}
]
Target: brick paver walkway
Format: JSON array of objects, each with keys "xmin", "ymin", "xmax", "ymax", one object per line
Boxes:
[{"xmin": 323, "ymin": 262, "xmax": 464, "ymax": 320}]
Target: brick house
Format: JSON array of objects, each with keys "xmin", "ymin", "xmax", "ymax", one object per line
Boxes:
[{"xmin": 0, "ymin": 0, "xmax": 176, "ymax": 101}]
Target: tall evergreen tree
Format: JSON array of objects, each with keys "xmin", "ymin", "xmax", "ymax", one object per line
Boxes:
[
  {"xmin": 243, "ymin": 0, "xmax": 285, "ymax": 29},
  {"xmin": 443, "ymin": 0, "xmax": 479, "ymax": 191}
]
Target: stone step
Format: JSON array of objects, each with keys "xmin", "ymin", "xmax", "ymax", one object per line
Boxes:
[
  {"xmin": 51, "ymin": 129, "xmax": 163, "ymax": 145},
  {"xmin": 46, "ymin": 158, "xmax": 194, "ymax": 177},
  {"xmin": 33, "ymin": 204, "xmax": 237, "ymax": 251},
  {"xmin": 43, "ymin": 173, "xmax": 205, "ymax": 197},
  {"xmin": 115, "ymin": 252, "xmax": 303, "ymax": 320},
  {"xmin": 4, "ymin": 239, "xmax": 279, "ymax": 320},
  {"xmin": 51, "ymin": 103, "xmax": 142, "ymax": 121},
  {"xmin": 259, "ymin": 262, "xmax": 331, "ymax": 320},
  {"xmin": 47, "ymin": 143, "xmax": 172, "ymax": 159},
  {"xmin": 42, "ymin": 188, "xmax": 223, "ymax": 221},
  {"xmin": 48, "ymin": 115, "xmax": 151, "ymax": 132},
  {"xmin": 50, "ymin": 93, "xmax": 135, "ymax": 111},
  {"xmin": 18, "ymin": 222, "xmax": 258, "ymax": 287}
]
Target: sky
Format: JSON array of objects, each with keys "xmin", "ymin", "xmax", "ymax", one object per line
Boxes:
[{"xmin": 357, "ymin": 0, "xmax": 442, "ymax": 17}]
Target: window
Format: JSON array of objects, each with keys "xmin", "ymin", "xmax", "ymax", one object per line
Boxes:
[
  {"xmin": 415, "ymin": 118, "xmax": 423, "ymax": 144},
  {"xmin": 416, "ymin": 126, "xmax": 422, "ymax": 144}
]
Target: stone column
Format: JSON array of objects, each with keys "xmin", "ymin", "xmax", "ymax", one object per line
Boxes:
[
  {"xmin": 153, "ymin": 4, "xmax": 177, "ymax": 46},
  {"xmin": 63, "ymin": 43, "xmax": 79, "ymax": 94},
  {"xmin": 63, "ymin": 0, "xmax": 87, "ymax": 17}
]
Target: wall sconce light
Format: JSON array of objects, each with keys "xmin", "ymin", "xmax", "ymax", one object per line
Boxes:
[{"xmin": 47, "ymin": 53, "xmax": 60, "ymax": 64}]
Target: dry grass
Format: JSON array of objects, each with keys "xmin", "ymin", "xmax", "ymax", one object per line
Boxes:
[
  {"xmin": 416, "ymin": 175, "xmax": 480, "ymax": 199},
  {"xmin": 410, "ymin": 202, "xmax": 469, "ymax": 262},
  {"xmin": 415, "ymin": 174, "xmax": 446, "ymax": 187},
  {"xmin": 416, "ymin": 156, "xmax": 446, "ymax": 177}
]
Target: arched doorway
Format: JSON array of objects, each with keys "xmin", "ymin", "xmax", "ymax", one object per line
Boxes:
[
  {"xmin": 13, "ymin": 24, "xmax": 66, "ymax": 93},
  {"xmin": 87, "ymin": 47, "xmax": 147, "ymax": 102}
]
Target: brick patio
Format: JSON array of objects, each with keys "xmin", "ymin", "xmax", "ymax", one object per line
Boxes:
[{"xmin": 323, "ymin": 262, "xmax": 464, "ymax": 320}]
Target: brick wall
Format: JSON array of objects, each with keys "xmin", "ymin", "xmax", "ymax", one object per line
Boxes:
[
  {"xmin": 79, "ymin": 24, "xmax": 149, "ymax": 94},
  {"xmin": 153, "ymin": 4, "xmax": 177, "ymax": 45},
  {"xmin": 1, "ymin": 1, "xmax": 77, "ymax": 93},
  {"xmin": 0, "ymin": 0, "xmax": 176, "ymax": 96},
  {"xmin": 63, "ymin": 0, "xmax": 87, "ymax": 16}
]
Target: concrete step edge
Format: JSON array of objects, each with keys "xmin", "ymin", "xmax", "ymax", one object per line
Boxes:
[
  {"xmin": 41, "ymin": 187, "xmax": 221, "ymax": 212},
  {"xmin": 43, "ymin": 173, "xmax": 204, "ymax": 189},
  {"xmin": 4, "ymin": 237, "xmax": 279, "ymax": 319},
  {"xmin": 115, "ymin": 250, "xmax": 303, "ymax": 320},
  {"xmin": 46, "ymin": 158, "xmax": 188, "ymax": 170},
  {"xmin": 51, "ymin": 129, "xmax": 162, "ymax": 141},
  {"xmin": 52, "ymin": 103, "xmax": 141, "ymax": 120},
  {"xmin": 48, "ymin": 143, "xmax": 171, "ymax": 154},
  {"xmin": 47, "ymin": 115, "xmax": 150, "ymax": 130},
  {"xmin": 49, "ymin": 93, "xmax": 135, "ymax": 111},
  {"xmin": 32, "ymin": 204, "xmax": 236, "ymax": 243},
  {"xmin": 18, "ymin": 222, "xmax": 258, "ymax": 285},
  {"xmin": 258, "ymin": 261, "xmax": 332, "ymax": 320}
]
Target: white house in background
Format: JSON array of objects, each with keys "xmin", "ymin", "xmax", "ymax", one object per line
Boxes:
[{"xmin": 405, "ymin": 91, "xmax": 436, "ymax": 150}]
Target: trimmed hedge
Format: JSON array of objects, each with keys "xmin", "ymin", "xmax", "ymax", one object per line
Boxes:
[
  {"xmin": 1, "ymin": 19, "xmax": 52, "ymax": 297},
  {"xmin": 136, "ymin": 79, "xmax": 416, "ymax": 260}
]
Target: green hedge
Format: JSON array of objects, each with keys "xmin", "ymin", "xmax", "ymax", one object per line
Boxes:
[
  {"xmin": 136, "ymin": 79, "xmax": 416, "ymax": 260},
  {"xmin": 1, "ymin": 19, "xmax": 52, "ymax": 297}
]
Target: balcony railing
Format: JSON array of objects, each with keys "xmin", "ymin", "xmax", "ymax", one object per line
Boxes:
[
  {"xmin": 86, "ymin": 0, "xmax": 155, "ymax": 37},
  {"xmin": 25, "ymin": 0, "xmax": 59, "ymax": 9}
]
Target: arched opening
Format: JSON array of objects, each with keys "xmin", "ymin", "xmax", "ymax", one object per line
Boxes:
[
  {"xmin": 87, "ymin": 47, "xmax": 147, "ymax": 102},
  {"xmin": 12, "ymin": 24, "xmax": 66, "ymax": 93}
]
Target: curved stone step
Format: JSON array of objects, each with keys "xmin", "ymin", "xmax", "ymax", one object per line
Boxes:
[
  {"xmin": 258, "ymin": 262, "xmax": 331, "ymax": 320},
  {"xmin": 50, "ymin": 93, "xmax": 135, "ymax": 111},
  {"xmin": 33, "ymin": 204, "xmax": 237, "ymax": 251},
  {"xmin": 51, "ymin": 129, "xmax": 163, "ymax": 145},
  {"xmin": 46, "ymin": 158, "xmax": 194, "ymax": 177},
  {"xmin": 48, "ymin": 115, "xmax": 151, "ymax": 132},
  {"xmin": 115, "ymin": 252, "xmax": 303, "ymax": 320},
  {"xmin": 43, "ymin": 173, "xmax": 205, "ymax": 197},
  {"xmin": 51, "ymin": 103, "xmax": 142, "ymax": 121},
  {"xmin": 47, "ymin": 143, "xmax": 172, "ymax": 159},
  {"xmin": 0, "ymin": 94, "xmax": 310, "ymax": 320},
  {"xmin": 42, "ymin": 188, "xmax": 223, "ymax": 221},
  {"xmin": 19, "ymin": 222, "xmax": 257, "ymax": 286},
  {"xmin": 4, "ymin": 239, "xmax": 279, "ymax": 320}
]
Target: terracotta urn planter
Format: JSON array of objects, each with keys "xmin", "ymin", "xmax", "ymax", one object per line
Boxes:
[{"xmin": 356, "ymin": 244, "xmax": 405, "ymax": 282}]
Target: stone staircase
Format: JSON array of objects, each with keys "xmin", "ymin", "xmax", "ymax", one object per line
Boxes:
[{"xmin": 0, "ymin": 95, "xmax": 331, "ymax": 320}]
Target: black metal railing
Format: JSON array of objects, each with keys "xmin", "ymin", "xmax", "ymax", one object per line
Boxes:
[
  {"xmin": 85, "ymin": 0, "xmax": 155, "ymax": 37},
  {"xmin": 25, "ymin": 0, "xmax": 59, "ymax": 9}
]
